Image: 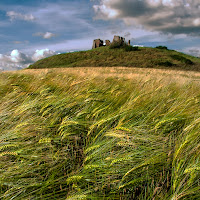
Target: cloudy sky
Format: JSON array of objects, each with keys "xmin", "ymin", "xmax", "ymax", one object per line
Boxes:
[{"xmin": 0, "ymin": 0, "xmax": 200, "ymax": 70}]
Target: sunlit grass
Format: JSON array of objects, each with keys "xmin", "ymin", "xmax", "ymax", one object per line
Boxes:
[{"xmin": 0, "ymin": 67, "xmax": 200, "ymax": 199}]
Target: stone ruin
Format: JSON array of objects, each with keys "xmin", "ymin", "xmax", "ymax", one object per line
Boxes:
[
  {"xmin": 92, "ymin": 39, "xmax": 104, "ymax": 49},
  {"xmin": 113, "ymin": 35, "xmax": 125, "ymax": 46},
  {"xmin": 92, "ymin": 35, "xmax": 130, "ymax": 49},
  {"xmin": 105, "ymin": 40, "xmax": 111, "ymax": 46}
]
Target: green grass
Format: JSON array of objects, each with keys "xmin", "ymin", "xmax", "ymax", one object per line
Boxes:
[
  {"xmin": 0, "ymin": 68, "xmax": 199, "ymax": 199},
  {"xmin": 28, "ymin": 47, "xmax": 200, "ymax": 71}
]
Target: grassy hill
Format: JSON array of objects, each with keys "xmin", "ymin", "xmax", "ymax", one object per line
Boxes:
[
  {"xmin": 29, "ymin": 46, "xmax": 200, "ymax": 71},
  {"xmin": 0, "ymin": 67, "xmax": 200, "ymax": 199}
]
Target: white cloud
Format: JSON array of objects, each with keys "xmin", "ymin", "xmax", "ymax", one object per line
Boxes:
[
  {"xmin": 33, "ymin": 32, "xmax": 56, "ymax": 39},
  {"xmin": 6, "ymin": 11, "xmax": 35, "ymax": 21},
  {"xmin": 93, "ymin": 4, "xmax": 118, "ymax": 19},
  {"xmin": 0, "ymin": 49, "xmax": 56, "ymax": 71},
  {"xmin": 32, "ymin": 49, "xmax": 56, "ymax": 62},
  {"xmin": 10, "ymin": 50, "xmax": 30, "ymax": 63},
  {"xmin": 193, "ymin": 18, "xmax": 200, "ymax": 26},
  {"xmin": 0, "ymin": 50, "xmax": 30, "ymax": 71},
  {"xmin": 43, "ymin": 32, "xmax": 56, "ymax": 39},
  {"xmin": 0, "ymin": 50, "xmax": 30, "ymax": 64}
]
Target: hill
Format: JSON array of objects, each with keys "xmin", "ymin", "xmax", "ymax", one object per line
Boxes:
[
  {"xmin": 0, "ymin": 67, "xmax": 200, "ymax": 199},
  {"xmin": 29, "ymin": 46, "xmax": 200, "ymax": 71}
]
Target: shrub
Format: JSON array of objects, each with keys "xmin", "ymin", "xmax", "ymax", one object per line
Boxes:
[
  {"xmin": 124, "ymin": 45, "xmax": 139, "ymax": 52},
  {"xmin": 157, "ymin": 61, "xmax": 173, "ymax": 67},
  {"xmin": 156, "ymin": 46, "xmax": 168, "ymax": 50},
  {"xmin": 171, "ymin": 55, "xmax": 194, "ymax": 65},
  {"xmin": 110, "ymin": 42, "xmax": 139, "ymax": 52},
  {"xmin": 109, "ymin": 41, "xmax": 123, "ymax": 49}
]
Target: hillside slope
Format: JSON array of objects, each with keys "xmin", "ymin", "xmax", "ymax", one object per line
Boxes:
[
  {"xmin": 0, "ymin": 68, "xmax": 200, "ymax": 199},
  {"xmin": 29, "ymin": 47, "xmax": 200, "ymax": 71}
]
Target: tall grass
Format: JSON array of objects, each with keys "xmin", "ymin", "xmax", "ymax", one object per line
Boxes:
[{"xmin": 0, "ymin": 68, "xmax": 199, "ymax": 199}]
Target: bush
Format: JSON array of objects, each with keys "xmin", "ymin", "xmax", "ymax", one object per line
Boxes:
[
  {"xmin": 156, "ymin": 46, "xmax": 168, "ymax": 50},
  {"xmin": 157, "ymin": 61, "xmax": 173, "ymax": 67},
  {"xmin": 110, "ymin": 42, "xmax": 139, "ymax": 52},
  {"xmin": 171, "ymin": 55, "xmax": 194, "ymax": 65},
  {"xmin": 109, "ymin": 41, "xmax": 123, "ymax": 49},
  {"xmin": 124, "ymin": 45, "xmax": 139, "ymax": 52}
]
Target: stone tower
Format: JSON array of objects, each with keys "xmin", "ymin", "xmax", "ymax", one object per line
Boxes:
[
  {"xmin": 113, "ymin": 36, "xmax": 125, "ymax": 45},
  {"xmin": 92, "ymin": 39, "xmax": 104, "ymax": 49}
]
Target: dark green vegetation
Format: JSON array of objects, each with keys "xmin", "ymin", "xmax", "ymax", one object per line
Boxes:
[
  {"xmin": 109, "ymin": 42, "xmax": 138, "ymax": 52},
  {"xmin": 124, "ymin": 45, "xmax": 139, "ymax": 52},
  {"xmin": 0, "ymin": 69, "xmax": 200, "ymax": 199},
  {"xmin": 156, "ymin": 46, "xmax": 168, "ymax": 50},
  {"xmin": 29, "ymin": 47, "xmax": 200, "ymax": 71}
]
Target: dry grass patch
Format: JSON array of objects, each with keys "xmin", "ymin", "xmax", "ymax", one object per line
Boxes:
[{"xmin": 9, "ymin": 66, "xmax": 200, "ymax": 85}]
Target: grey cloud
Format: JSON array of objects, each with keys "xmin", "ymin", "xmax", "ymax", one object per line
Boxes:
[
  {"xmin": 7, "ymin": 11, "xmax": 35, "ymax": 21},
  {"xmin": 183, "ymin": 47, "xmax": 200, "ymax": 57},
  {"xmin": 0, "ymin": 50, "xmax": 31, "ymax": 71},
  {"xmin": 124, "ymin": 32, "xmax": 131, "ymax": 38},
  {"xmin": 0, "ymin": 50, "xmax": 31, "ymax": 64},
  {"xmin": 13, "ymin": 41, "xmax": 22, "ymax": 44},
  {"xmin": 33, "ymin": 32, "xmax": 57, "ymax": 39},
  {"xmin": 12, "ymin": 41, "xmax": 29, "ymax": 44},
  {"xmin": 93, "ymin": 0, "xmax": 200, "ymax": 35},
  {"xmin": 0, "ymin": 49, "xmax": 56, "ymax": 71},
  {"xmin": 189, "ymin": 49, "xmax": 199, "ymax": 57}
]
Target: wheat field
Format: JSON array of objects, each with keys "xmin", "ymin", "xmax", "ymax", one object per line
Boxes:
[{"xmin": 0, "ymin": 67, "xmax": 199, "ymax": 199}]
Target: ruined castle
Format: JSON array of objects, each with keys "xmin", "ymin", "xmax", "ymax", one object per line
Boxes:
[{"xmin": 92, "ymin": 35, "xmax": 131, "ymax": 49}]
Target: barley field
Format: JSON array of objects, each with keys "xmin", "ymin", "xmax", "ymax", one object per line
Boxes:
[{"xmin": 0, "ymin": 67, "xmax": 200, "ymax": 199}]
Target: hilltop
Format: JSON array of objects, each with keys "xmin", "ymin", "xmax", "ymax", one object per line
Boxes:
[{"xmin": 29, "ymin": 46, "xmax": 200, "ymax": 71}]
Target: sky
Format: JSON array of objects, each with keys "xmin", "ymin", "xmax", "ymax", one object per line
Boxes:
[{"xmin": 0, "ymin": 0, "xmax": 200, "ymax": 70}]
